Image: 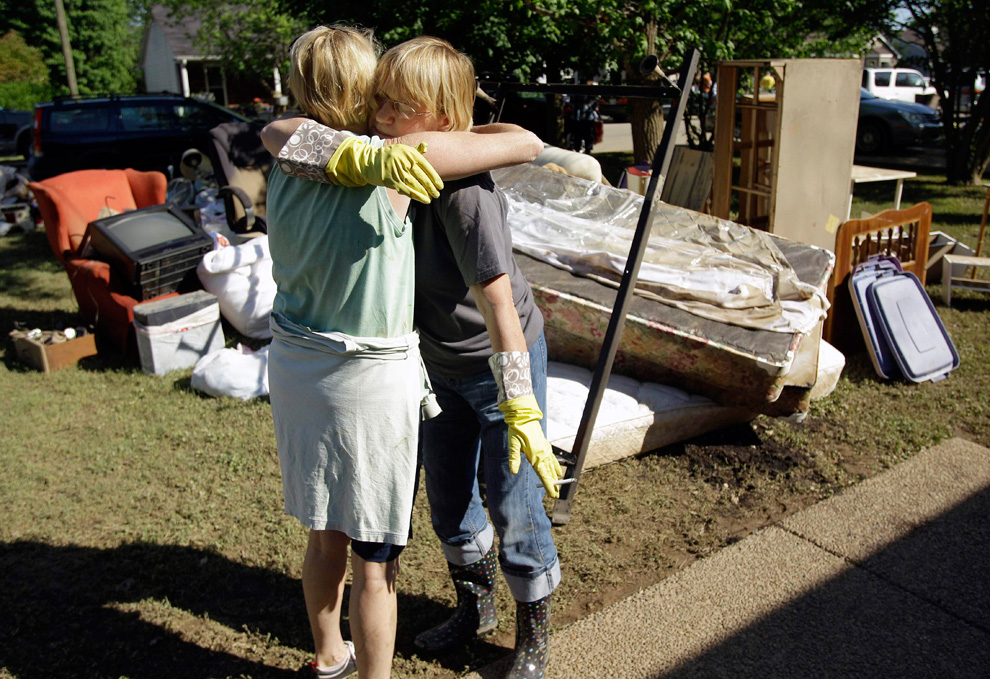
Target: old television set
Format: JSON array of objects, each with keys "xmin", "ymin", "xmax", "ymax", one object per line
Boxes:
[{"xmin": 84, "ymin": 203, "xmax": 213, "ymax": 301}]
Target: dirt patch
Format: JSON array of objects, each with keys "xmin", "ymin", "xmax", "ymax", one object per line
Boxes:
[
  {"xmin": 684, "ymin": 422, "xmax": 824, "ymax": 488},
  {"xmin": 401, "ymin": 417, "xmax": 851, "ymax": 679}
]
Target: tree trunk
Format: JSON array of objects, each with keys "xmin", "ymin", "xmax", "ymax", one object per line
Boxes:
[
  {"xmin": 629, "ymin": 88, "xmax": 665, "ymax": 164},
  {"xmin": 627, "ymin": 18, "xmax": 665, "ymax": 165},
  {"xmin": 945, "ymin": 88, "xmax": 990, "ymax": 185}
]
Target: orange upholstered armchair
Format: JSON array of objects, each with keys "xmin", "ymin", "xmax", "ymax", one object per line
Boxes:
[{"xmin": 28, "ymin": 169, "xmax": 176, "ymax": 355}]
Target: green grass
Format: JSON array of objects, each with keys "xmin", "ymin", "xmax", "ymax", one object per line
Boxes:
[
  {"xmin": 594, "ymin": 151, "xmax": 636, "ymax": 187},
  {"xmin": 2, "ymin": 167, "xmax": 989, "ymax": 678},
  {"xmin": 787, "ymin": 167, "xmax": 990, "ymax": 464},
  {"xmin": 856, "ymin": 172, "xmax": 989, "ymax": 250}
]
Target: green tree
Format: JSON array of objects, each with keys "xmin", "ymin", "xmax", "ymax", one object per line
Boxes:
[
  {"xmin": 332, "ymin": 0, "xmax": 889, "ymax": 162},
  {"xmin": 0, "ymin": 30, "xmax": 52, "ymax": 109},
  {"xmin": 163, "ymin": 0, "xmax": 570, "ymax": 122},
  {"xmin": 685, "ymin": 0, "xmax": 891, "ymax": 151},
  {"xmin": 898, "ymin": 1, "xmax": 990, "ymax": 185},
  {"xmin": 0, "ymin": 30, "xmax": 49, "ymax": 83},
  {"xmin": 546, "ymin": 0, "xmax": 890, "ymax": 161},
  {"xmin": 0, "ymin": 0, "xmax": 140, "ymax": 97},
  {"xmin": 162, "ymin": 0, "xmax": 892, "ymax": 162},
  {"xmin": 284, "ymin": 0, "xmax": 568, "ymax": 79}
]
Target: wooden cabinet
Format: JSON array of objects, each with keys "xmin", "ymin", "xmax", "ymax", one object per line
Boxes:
[{"xmin": 712, "ymin": 59, "xmax": 861, "ymax": 252}]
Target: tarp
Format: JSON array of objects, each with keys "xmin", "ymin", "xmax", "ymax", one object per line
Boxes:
[{"xmin": 493, "ymin": 163, "xmax": 832, "ymax": 334}]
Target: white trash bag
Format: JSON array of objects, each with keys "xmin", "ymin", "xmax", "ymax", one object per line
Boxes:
[
  {"xmin": 197, "ymin": 235, "xmax": 276, "ymax": 339},
  {"xmin": 191, "ymin": 343, "xmax": 270, "ymax": 400}
]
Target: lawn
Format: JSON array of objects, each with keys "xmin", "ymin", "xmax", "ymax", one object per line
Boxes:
[{"xmin": 1, "ymin": 159, "xmax": 988, "ymax": 679}]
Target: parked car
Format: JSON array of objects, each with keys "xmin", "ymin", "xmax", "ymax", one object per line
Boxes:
[
  {"xmin": 0, "ymin": 107, "xmax": 33, "ymax": 158},
  {"xmin": 28, "ymin": 94, "xmax": 250, "ymax": 181},
  {"xmin": 862, "ymin": 67, "xmax": 937, "ymax": 106},
  {"xmin": 598, "ymin": 96, "xmax": 630, "ymax": 123},
  {"xmin": 856, "ymin": 88, "xmax": 942, "ymax": 155}
]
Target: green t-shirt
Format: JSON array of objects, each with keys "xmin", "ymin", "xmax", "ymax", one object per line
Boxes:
[{"xmin": 266, "ymin": 138, "xmax": 414, "ymax": 338}]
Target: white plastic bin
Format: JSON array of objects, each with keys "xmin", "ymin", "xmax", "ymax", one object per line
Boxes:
[{"xmin": 133, "ymin": 291, "xmax": 225, "ymax": 375}]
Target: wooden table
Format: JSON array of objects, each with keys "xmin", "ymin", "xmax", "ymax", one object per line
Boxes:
[{"xmin": 847, "ymin": 164, "xmax": 918, "ymax": 220}]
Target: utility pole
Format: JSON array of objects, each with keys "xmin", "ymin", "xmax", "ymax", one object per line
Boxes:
[{"xmin": 54, "ymin": 0, "xmax": 79, "ymax": 96}]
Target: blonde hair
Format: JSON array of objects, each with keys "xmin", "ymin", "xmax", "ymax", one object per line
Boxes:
[
  {"xmin": 288, "ymin": 25, "xmax": 379, "ymax": 130},
  {"xmin": 375, "ymin": 36, "xmax": 476, "ymax": 131}
]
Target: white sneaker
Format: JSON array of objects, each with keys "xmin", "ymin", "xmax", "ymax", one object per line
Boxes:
[{"xmin": 309, "ymin": 640, "xmax": 357, "ymax": 678}]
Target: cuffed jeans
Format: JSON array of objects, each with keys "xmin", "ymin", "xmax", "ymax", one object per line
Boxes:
[{"xmin": 419, "ymin": 333, "xmax": 561, "ymax": 602}]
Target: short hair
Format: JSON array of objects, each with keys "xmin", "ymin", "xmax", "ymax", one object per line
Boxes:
[
  {"xmin": 374, "ymin": 36, "xmax": 476, "ymax": 131},
  {"xmin": 288, "ymin": 25, "xmax": 379, "ymax": 131}
]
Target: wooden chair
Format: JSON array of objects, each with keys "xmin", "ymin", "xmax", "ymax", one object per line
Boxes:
[{"xmin": 824, "ymin": 202, "xmax": 932, "ymax": 353}]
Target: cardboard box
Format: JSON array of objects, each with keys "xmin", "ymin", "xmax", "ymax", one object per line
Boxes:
[
  {"xmin": 10, "ymin": 330, "xmax": 98, "ymax": 372},
  {"xmin": 927, "ymin": 231, "xmax": 975, "ymax": 285},
  {"xmin": 133, "ymin": 291, "xmax": 225, "ymax": 375}
]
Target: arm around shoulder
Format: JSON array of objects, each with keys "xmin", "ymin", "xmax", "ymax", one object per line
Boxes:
[
  {"xmin": 260, "ymin": 117, "xmax": 308, "ymax": 156},
  {"xmin": 389, "ymin": 125, "xmax": 544, "ymax": 180}
]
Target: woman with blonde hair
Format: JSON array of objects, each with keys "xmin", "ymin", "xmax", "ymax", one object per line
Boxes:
[{"xmin": 265, "ymin": 26, "xmax": 545, "ymax": 679}]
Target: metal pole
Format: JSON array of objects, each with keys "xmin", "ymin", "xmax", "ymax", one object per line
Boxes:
[
  {"xmin": 54, "ymin": 0, "xmax": 78, "ymax": 97},
  {"xmin": 551, "ymin": 48, "xmax": 701, "ymax": 526}
]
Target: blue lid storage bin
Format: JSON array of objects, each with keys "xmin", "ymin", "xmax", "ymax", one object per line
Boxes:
[{"xmin": 867, "ymin": 272, "xmax": 960, "ymax": 383}]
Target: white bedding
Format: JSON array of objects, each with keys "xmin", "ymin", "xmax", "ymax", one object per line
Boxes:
[{"xmin": 545, "ymin": 361, "xmax": 754, "ymax": 470}]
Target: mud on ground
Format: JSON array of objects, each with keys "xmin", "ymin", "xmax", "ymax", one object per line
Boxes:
[{"xmin": 386, "ymin": 410, "xmax": 874, "ymax": 678}]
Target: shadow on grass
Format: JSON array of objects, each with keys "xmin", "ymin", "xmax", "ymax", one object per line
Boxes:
[
  {"xmin": 0, "ymin": 229, "xmax": 56, "ymax": 267},
  {"xmin": 0, "ymin": 230, "xmax": 63, "ymax": 292},
  {"xmin": 0, "ymin": 540, "xmax": 515, "ymax": 678},
  {"xmin": 593, "ymin": 151, "xmax": 634, "ymax": 186},
  {"xmin": 915, "ymin": 210, "xmax": 990, "ymax": 229},
  {"xmin": 0, "ymin": 541, "xmax": 306, "ymax": 678},
  {"xmin": 936, "ymin": 293, "xmax": 990, "ymax": 313},
  {"xmin": 170, "ymin": 373, "xmax": 273, "ymax": 406},
  {"xmin": 0, "ymin": 305, "xmax": 82, "ymax": 336}
]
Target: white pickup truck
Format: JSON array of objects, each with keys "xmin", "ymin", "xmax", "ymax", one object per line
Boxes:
[{"xmin": 862, "ymin": 68, "xmax": 938, "ymax": 107}]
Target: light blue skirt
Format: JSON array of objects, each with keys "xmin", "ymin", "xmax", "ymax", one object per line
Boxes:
[{"xmin": 268, "ymin": 313, "xmax": 423, "ymax": 544}]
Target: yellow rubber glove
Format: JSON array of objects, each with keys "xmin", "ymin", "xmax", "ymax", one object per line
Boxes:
[
  {"xmin": 324, "ymin": 137, "xmax": 443, "ymax": 203},
  {"xmin": 498, "ymin": 393, "xmax": 563, "ymax": 499}
]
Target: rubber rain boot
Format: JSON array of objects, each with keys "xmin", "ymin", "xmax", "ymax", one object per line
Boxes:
[
  {"xmin": 414, "ymin": 547, "xmax": 499, "ymax": 652},
  {"xmin": 504, "ymin": 594, "xmax": 551, "ymax": 679}
]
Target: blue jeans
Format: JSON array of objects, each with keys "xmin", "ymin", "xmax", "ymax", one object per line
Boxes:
[{"xmin": 419, "ymin": 333, "xmax": 560, "ymax": 602}]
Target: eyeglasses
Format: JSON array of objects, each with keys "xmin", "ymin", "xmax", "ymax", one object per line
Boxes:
[{"xmin": 374, "ymin": 93, "xmax": 431, "ymax": 119}]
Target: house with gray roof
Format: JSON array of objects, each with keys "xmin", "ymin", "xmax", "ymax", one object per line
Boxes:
[
  {"xmin": 864, "ymin": 34, "xmax": 901, "ymax": 69},
  {"xmin": 140, "ymin": 5, "xmax": 282, "ymax": 107}
]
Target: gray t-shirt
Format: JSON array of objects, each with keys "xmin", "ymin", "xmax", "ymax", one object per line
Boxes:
[{"xmin": 412, "ymin": 172, "xmax": 544, "ymax": 378}]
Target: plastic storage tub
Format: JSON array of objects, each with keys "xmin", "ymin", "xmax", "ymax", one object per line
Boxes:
[
  {"xmin": 849, "ymin": 255, "xmax": 959, "ymax": 383},
  {"xmin": 133, "ymin": 291, "xmax": 225, "ymax": 375}
]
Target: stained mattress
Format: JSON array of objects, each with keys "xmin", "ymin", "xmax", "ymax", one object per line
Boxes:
[
  {"xmin": 546, "ymin": 361, "xmax": 753, "ymax": 469},
  {"xmin": 495, "ymin": 164, "xmax": 835, "ymax": 416}
]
